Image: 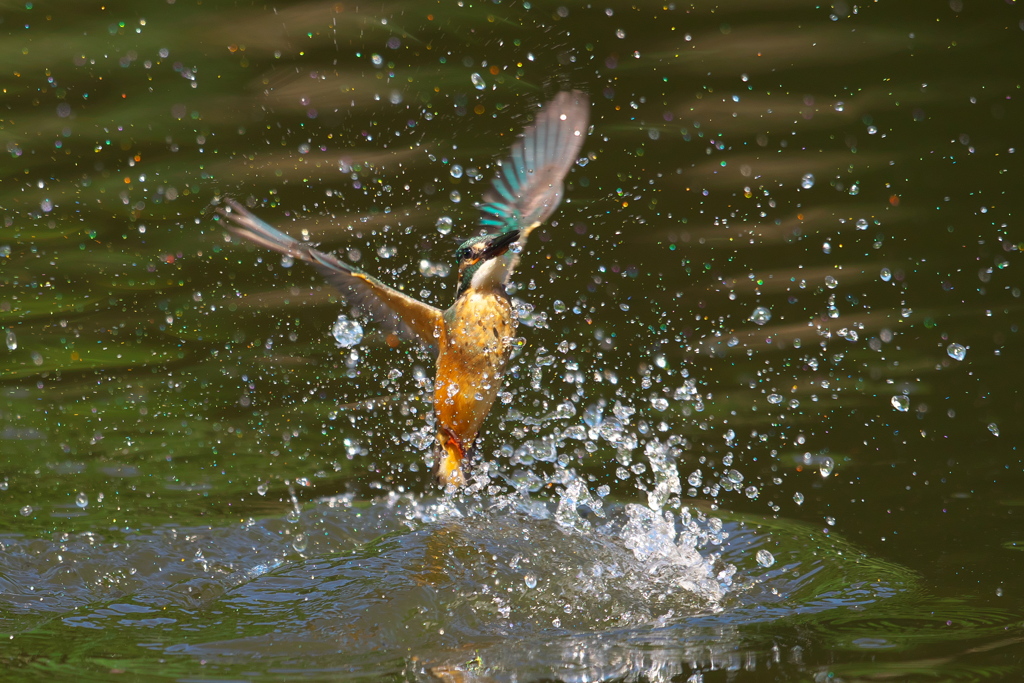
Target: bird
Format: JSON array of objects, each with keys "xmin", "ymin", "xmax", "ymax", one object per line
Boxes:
[{"xmin": 216, "ymin": 90, "xmax": 590, "ymax": 488}]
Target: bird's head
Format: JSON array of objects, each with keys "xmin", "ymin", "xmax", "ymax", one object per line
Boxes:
[{"xmin": 453, "ymin": 229, "xmax": 520, "ymax": 297}]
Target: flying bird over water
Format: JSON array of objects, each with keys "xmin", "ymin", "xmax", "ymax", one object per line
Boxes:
[{"xmin": 217, "ymin": 91, "xmax": 590, "ymax": 488}]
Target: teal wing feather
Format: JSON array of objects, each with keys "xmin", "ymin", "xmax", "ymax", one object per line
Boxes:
[
  {"xmin": 216, "ymin": 198, "xmax": 442, "ymax": 346},
  {"xmin": 477, "ymin": 90, "xmax": 590, "ymax": 238}
]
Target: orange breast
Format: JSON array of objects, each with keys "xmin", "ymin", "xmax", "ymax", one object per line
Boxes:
[{"xmin": 433, "ymin": 292, "xmax": 516, "ymax": 444}]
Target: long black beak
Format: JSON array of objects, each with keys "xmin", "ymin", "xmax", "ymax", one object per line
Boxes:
[{"xmin": 481, "ymin": 230, "xmax": 520, "ymax": 259}]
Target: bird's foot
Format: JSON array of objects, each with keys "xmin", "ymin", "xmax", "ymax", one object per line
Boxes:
[{"xmin": 432, "ymin": 426, "xmax": 467, "ymax": 488}]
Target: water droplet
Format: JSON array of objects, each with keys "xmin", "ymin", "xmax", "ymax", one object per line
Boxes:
[
  {"xmin": 793, "ymin": 492, "xmax": 804, "ymax": 505},
  {"xmin": 257, "ymin": 482, "xmax": 269, "ymax": 496},
  {"xmin": 371, "ymin": 53, "xmax": 383, "ymax": 66},
  {"xmin": 332, "ymin": 315, "xmax": 364, "ymax": 348},
  {"xmin": 891, "ymin": 395, "xmax": 909, "ymax": 412},
  {"xmin": 880, "ymin": 267, "xmax": 892, "ymax": 282},
  {"xmin": 801, "ymin": 173, "xmax": 815, "ymax": 189},
  {"xmin": 449, "ymin": 164, "xmax": 463, "ymax": 179},
  {"xmin": 5, "ymin": 329, "xmax": 16, "ymax": 351},
  {"xmin": 650, "ymin": 397, "xmax": 669, "ymax": 411},
  {"xmin": 756, "ymin": 549, "xmax": 775, "ymax": 568},
  {"xmin": 767, "ymin": 393, "xmax": 783, "ymax": 405},
  {"xmin": 987, "ymin": 423, "xmax": 1000, "ymax": 437},
  {"xmin": 292, "ymin": 532, "xmax": 308, "ymax": 552},
  {"xmin": 75, "ymin": 492, "xmax": 89, "ymax": 509},
  {"xmin": 555, "ymin": 401, "xmax": 576, "ymax": 419},
  {"xmin": 449, "ymin": 190, "xmax": 461, "ymax": 203},
  {"xmin": 946, "ymin": 343, "xmax": 966, "ymax": 361},
  {"xmin": 826, "ymin": 294, "xmax": 840, "ymax": 319},
  {"xmin": 819, "ymin": 457, "xmax": 834, "ymax": 478},
  {"xmin": 749, "ymin": 306, "xmax": 771, "ymax": 325},
  {"xmin": 855, "ymin": 218, "xmax": 868, "ymax": 230},
  {"xmin": 435, "ymin": 216, "xmax": 453, "ymax": 235},
  {"xmin": 470, "ymin": 72, "xmax": 486, "ymax": 90},
  {"xmin": 20, "ymin": 505, "xmax": 32, "ymax": 517},
  {"xmin": 825, "ymin": 275, "xmax": 838, "ymax": 289},
  {"xmin": 524, "ymin": 572, "xmax": 537, "ymax": 589}
]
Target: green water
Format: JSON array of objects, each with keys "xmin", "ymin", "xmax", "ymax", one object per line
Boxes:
[{"xmin": 1, "ymin": 0, "xmax": 1022, "ymax": 681}]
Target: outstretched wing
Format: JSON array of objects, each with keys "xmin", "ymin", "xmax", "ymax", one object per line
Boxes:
[
  {"xmin": 477, "ymin": 90, "xmax": 590, "ymax": 247},
  {"xmin": 216, "ymin": 198, "xmax": 443, "ymax": 346}
]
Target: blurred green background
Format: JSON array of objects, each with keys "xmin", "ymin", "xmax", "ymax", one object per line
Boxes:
[{"xmin": 1, "ymin": 0, "xmax": 1022, "ymax": 680}]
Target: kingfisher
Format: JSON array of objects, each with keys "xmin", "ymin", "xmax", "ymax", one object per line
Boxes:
[{"xmin": 216, "ymin": 91, "xmax": 590, "ymax": 488}]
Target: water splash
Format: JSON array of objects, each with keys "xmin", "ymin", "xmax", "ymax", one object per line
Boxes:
[{"xmin": 0, "ymin": 493, "xmax": 916, "ymax": 681}]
